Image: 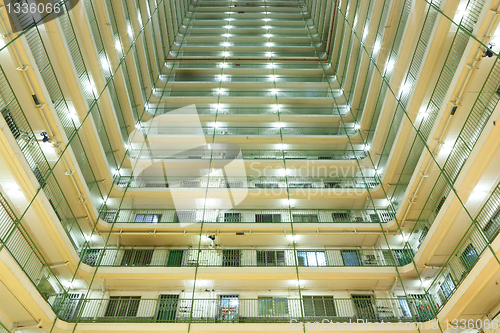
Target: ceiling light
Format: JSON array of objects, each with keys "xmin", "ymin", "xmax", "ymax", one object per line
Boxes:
[
  {"xmin": 386, "ymin": 59, "xmax": 395, "ymax": 72},
  {"xmin": 400, "ymin": 82, "xmax": 411, "ymax": 96},
  {"xmin": 224, "ymin": 25, "xmax": 233, "ymax": 29},
  {"xmin": 264, "ymin": 33, "xmax": 273, "ymax": 38}
]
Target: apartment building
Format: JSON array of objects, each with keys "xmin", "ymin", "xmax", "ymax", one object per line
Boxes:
[{"xmin": 0, "ymin": 0, "xmax": 500, "ymax": 332}]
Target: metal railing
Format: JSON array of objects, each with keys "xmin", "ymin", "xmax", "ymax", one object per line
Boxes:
[
  {"xmin": 99, "ymin": 208, "xmax": 394, "ymax": 224},
  {"xmin": 114, "ymin": 175, "xmax": 379, "ymax": 189},
  {"xmin": 0, "ymin": 193, "xmax": 66, "ymax": 310},
  {"xmin": 138, "ymin": 126, "xmax": 355, "ymax": 136},
  {"xmin": 58, "ymin": 297, "xmax": 432, "ymax": 323},
  {"xmin": 82, "ymin": 247, "xmax": 412, "ymax": 267},
  {"xmin": 155, "ymin": 89, "xmax": 342, "ymax": 98},
  {"xmin": 127, "ymin": 148, "xmax": 367, "ymax": 160},
  {"xmin": 147, "ymin": 105, "xmax": 349, "ymax": 116},
  {"xmin": 0, "ymin": 322, "xmax": 9, "ymax": 333}
]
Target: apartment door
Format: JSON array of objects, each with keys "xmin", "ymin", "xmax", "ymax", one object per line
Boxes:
[
  {"xmin": 167, "ymin": 250, "xmax": 184, "ymax": 266},
  {"xmin": 156, "ymin": 294, "xmax": 179, "ymax": 322},
  {"xmin": 222, "ymin": 250, "xmax": 241, "ymax": 266},
  {"xmin": 352, "ymin": 295, "xmax": 377, "ymax": 320},
  {"xmin": 218, "ymin": 295, "xmax": 239, "ymax": 322}
]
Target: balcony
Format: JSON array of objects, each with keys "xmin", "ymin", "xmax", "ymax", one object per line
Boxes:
[
  {"xmin": 81, "ymin": 248, "xmax": 413, "ymax": 267},
  {"xmin": 127, "ymin": 148, "xmax": 367, "ymax": 160},
  {"xmin": 113, "ymin": 175, "xmax": 379, "ymax": 189},
  {"xmin": 99, "ymin": 208, "xmax": 394, "ymax": 224},
  {"xmin": 57, "ymin": 297, "xmax": 434, "ymax": 323},
  {"xmin": 138, "ymin": 126, "xmax": 355, "ymax": 136}
]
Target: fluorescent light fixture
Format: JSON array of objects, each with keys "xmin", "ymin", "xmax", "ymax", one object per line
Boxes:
[
  {"xmin": 263, "ymin": 18, "xmax": 271, "ymax": 22},
  {"xmin": 223, "ymin": 33, "xmax": 232, "ymax": 37},
  {"xmin": 265, "ymin": 52, "xmax": 274, "ymax": 57},
  {"xmin": 270, "ymin": 88, "xmax": 279, "ymax": 94},
  {"xmin": 273, "ymin": 122, "xmax": 284, "ymax": 128},
  {"xmin": 264, "ymin": 33, "xmax": 273, "ymax": 38},
  {"xmin": 354, "ymin": 123, "xmax": 360, "ymax": 130},
  {"xmin": 386, "ymin": 59, "xmax": 395, "ymax": 72},
  {"xmin": 222, "ymin": 51, "xmax": 230, "ymax": 57},
  {"xmin": 364, "ymin": 144, "xmax": 371, "ymax": 151},
  {"xmin": 363, "ymin": 27, "xmax": 369, "ymax": 39},
  {"xmin": 127, "ymin": 25, "xmax": 133, "ymax": 37},
  {"xmin": 373, "ymin": 40, "xmax": 381, "ymax": 53},
  {"xmin": 269, "ymin": 75, "xmax": 277, "ymax": 81},
  {"xmin": 265, "ymin": 42, "xmax": 274, "ymax": 47},
  {"xmin": 278, "ymin": 168, "xmax": 287, "ymax": 176},
  {"xmin": 115, "ymin": 41, "xmax": 122, "ymax": 51},
  {"xmin": 224, "ymin": 25, "xmax": 233, "ymax": 29},
  {"xmin": 101, "ymin": 58, "xmax": 111, "ymax": 71},
  {"xmin": 400, "ymin": 82, "xmax": 411, "ymax": 96},
  {"xmin": 221, "ymin": 42, "xmax": 231, "ymax": 47}
]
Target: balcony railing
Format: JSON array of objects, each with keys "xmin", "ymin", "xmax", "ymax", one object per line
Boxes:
[
  {"xmin": 99, "ymin": 208, "xmax": 394, "ymax": 224},
  {"xmin": 164, "ymin": 62, "xmax": 330, "ymax": 70},
  {"xmin": 114, "ymin": 176, "xmax": 379, "ymax": 189},
  {"xmin": 147, "ymin": 105, "xmax": 350, "ymax": 116},
  {"xmin": 82, "ymin": 247, "xmax": 412, "ymax": 267},
  {"xmin": 155, "ymin": 89, "xmax": 342, "ymax": 98},
  {"xmin": 138, "ymin": 126, "xmax": 354, "ymax": 136},
  {"xmin": 127, "ymin": 148, "xmax": 367, "ymax": 160},
  {"xmin": 57, "ymin": 297, "xmax": 433, "ymax": 323},
  {"xmin": 0, "ymin": 322, "xmax": 9, "ymax": 333},
  {"xmin": 0, "ymin": 193, "xmax": 66, "ymax": 311},
  {"xmin": 159, "ymin": 75, "xmax": 336, "ymax": 83}
]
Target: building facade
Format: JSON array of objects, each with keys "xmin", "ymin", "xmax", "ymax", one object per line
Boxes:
[{"xmin": 0, "ymin": 0, "xmax": 499, "ymax": 332}]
